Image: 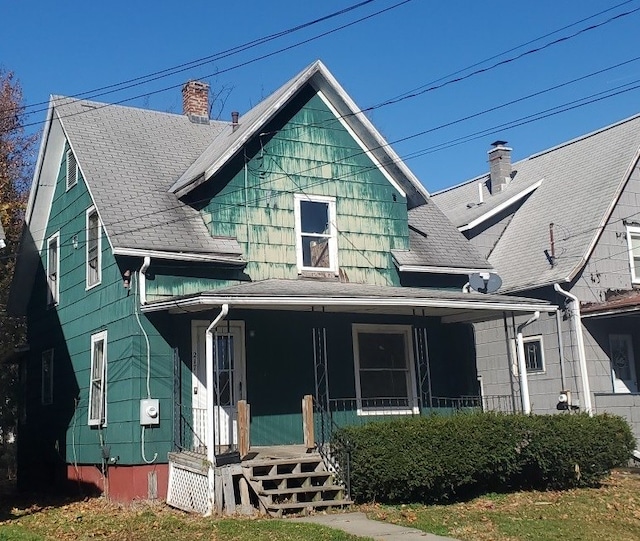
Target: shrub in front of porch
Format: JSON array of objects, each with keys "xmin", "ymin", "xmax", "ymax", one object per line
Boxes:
[{"xmin": 335, "ymin": 412, "xmax": 634, "ymax": 503}]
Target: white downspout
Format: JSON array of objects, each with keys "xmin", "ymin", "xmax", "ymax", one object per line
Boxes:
[
  {"xmin": 516, "ymin": 311, "xmax": 540, "ymax": 414},
  {"xmin": 139, "ymin": 257, "xmax": 151, "ymax": 305},
  {"xmin": 205, "ymin": 303, "xmax": 229, "ymax": 515},
  {"xmin": 554, "ymin": 283, "xmax": 592, "ymax": 415}
]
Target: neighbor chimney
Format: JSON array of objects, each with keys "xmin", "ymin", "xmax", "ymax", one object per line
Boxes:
[
  {"xmin": 182, "ymin": 81, "xmax": 210, "ymax": 123},
  {"xmin": 488, "ymin": 140, "xmax": 512, "ymax": 194},
  {"xmin": 231, "ymin": 111, "xmax": 239, "ymax": 132}
]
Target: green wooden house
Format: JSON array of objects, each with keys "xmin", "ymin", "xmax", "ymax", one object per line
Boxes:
[{"xmin": 10, "ymin": 61, "xmax": 552, "ymax": 512}]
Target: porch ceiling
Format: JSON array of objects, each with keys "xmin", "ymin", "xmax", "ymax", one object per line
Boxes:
[{"xmin": 142, "ymin": 279, "xmax": 554, "ymax": 322}]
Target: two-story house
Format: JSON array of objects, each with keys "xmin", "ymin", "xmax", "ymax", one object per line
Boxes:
[
  {"xmin": 433, "ymin": 118, "xmax": 640, "ymax": 454},
  {"xmin": 10, "ymin": 61, "xmax": 553, "ymax": 512}
]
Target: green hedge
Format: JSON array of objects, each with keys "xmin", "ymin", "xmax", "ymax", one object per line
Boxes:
[{"xmin": 334, "ymin": 412, "xmax": 635, "ymax": 503}]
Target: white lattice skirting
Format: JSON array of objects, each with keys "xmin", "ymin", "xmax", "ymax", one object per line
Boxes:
[{"xmin": 167, "ymin": 462, "xmax": 210, "ymax": 515}]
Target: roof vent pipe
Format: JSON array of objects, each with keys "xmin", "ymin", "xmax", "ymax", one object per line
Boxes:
[
  {"xmin": 231, "ymin": 111, "xmax": 239, "ymax": 132},
  {"xmin": 488, "ymin": 140, "xmax": 512, "ymax": 194}
]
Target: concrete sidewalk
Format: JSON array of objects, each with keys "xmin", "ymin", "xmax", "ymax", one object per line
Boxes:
[{"xmin": 292, "ymin": 512, "xmax": 460, "ymax": 541}]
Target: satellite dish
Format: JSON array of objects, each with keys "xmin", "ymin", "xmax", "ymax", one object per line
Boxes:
[{"xmin": 468, "ymin": 272, "xmax": 502, "ymax": 294}]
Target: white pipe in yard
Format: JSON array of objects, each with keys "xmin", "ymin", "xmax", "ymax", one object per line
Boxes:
[
  {"xmin": 554, "ymin": 284, "xmax": 592, "ymax": 415},
  {"xmin": 516, "ymin": 311, "xmax": 540, "ymax": 414}
]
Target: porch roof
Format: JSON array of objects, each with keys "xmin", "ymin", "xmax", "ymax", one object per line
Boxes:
[
  {"xmin": 142, "ymin": 279, "xmax": 555, "ymax": 322},
  {"xmin": 581, "ymin": 291, "xmax": 640, "ymax": 318}
]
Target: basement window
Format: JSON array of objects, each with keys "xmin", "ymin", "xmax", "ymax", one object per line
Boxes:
[
  {"xmin": 66, "ymin": 149, "xmax": 78, "ymax": 190},
  {"xmin": 41, "ymin": 349, "xmax": 54, "ymax": 406},
  {"xmin": 626, "ymin": 226, "xmax": 640, "ymax": 284},
  {"xmin": 46, "ymin": 232, "xmax": 60, "ymax": 306},
  {"xmin": 86, "ymin": 207, "xmax": 101, "ymax": 289},
  {"xmin": 352, "ymin": 324, "xmax": 419, "ymax": 414},
  {"xmin": 88, "ymin": 331, "xmax": 107, "ymax": 427},
  {"xmin": 294, "ymin": 194, "xmax": 337, "ymax": 274}
]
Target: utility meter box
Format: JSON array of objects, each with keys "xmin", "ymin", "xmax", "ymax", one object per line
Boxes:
[{"xmin": 140, "ymin": 398, "xmax": 160, "ymax": 426}]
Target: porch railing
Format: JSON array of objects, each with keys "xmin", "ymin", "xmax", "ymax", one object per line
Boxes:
[{"xmin": 175, "ymin": 405, "xmax": 207, "ymax": 454}]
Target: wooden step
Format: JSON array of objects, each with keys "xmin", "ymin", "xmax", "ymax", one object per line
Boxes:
[
  {"xmin": 258, "ymin": 485, "xmax": 344, "ymax": 496},
  {"xmin": 250, "ymin": 471, "xmax": 331, "ymax": 482},
  {"xmin": 265, "ymin": 498, "xmax": 352, "ymax": 514},
  {"xmin": 243, "ymin": 455, "xmax": 323, "ymax": 468}
]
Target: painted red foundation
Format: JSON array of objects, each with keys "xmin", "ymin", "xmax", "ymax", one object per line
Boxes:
[{"xmin": 67, "ymin": 464, "xmax": 169, "ymax": 502}]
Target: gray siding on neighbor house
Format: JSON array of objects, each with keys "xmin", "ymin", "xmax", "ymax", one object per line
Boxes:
[
  {"xmin": 571, "ymin": 162, "xmax": 640, "ymax": 302},
  {"xmin": 593, "ymin": 393, "xmax": 640, "ymax": 444}
]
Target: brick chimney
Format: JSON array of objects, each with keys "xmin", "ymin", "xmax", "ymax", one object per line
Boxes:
[
  {"xmin": 182, "ymin": 81, "xmax": 209, "ymax": 123},
  {"xmin": 488, "ymin": 140, "xmax": 512, "ymax": 194}
]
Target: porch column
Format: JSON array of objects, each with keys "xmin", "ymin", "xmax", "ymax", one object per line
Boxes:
[{"xmin": 516, "ymin": 311, "xmax": 540, "ymax": 415}]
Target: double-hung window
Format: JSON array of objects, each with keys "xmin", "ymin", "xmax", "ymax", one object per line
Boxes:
[
  {"xmin": 46, "ymin": 232, "xmax": 60, "ymax": 306},
  {"xmin": 352, "ymin": 324, "xmax": 418, "ymax": 414},
  {"xmin": 86, "ymin": 207, "xmax": 101, "ymax": 288},
  {"xmin": 88, "ymin": 331, "xmax": 107, "ymax": 426},
  {"xmin": 626, "ymin": 226, "xmax": 640, "ymax": 283},
  {"xmin": 41, "ymin": 349, "xmax": 54, "ymax": 405},
  {"xmin": 66, "ymin": 149, "xmax": 78, "ymax": 190},
  {"xmin": 294, "ymin": 194, "xmax": 337, "ymax": 273}
]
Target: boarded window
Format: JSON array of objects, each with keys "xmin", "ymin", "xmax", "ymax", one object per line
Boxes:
[
  {"xmin": 66, "ymin": 149, "xmax": 77, "ymax": 189},
  {"xmin": 88, "ymin": 331, "xmax": 107, "ymax": 426},
  {"xmin": 86, "ymin": 208, "xmax": 101, "ymax": 287}
]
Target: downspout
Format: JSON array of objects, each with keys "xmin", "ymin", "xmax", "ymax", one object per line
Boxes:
[
  {"xmin": 516, "ymin": 311, "xmax": 540, "ymax": 414},
  {"xmin": 555, "ymin": 308, "xmax": 567, "ymax": 389},
  {"xmin": 554, "ymin": 283, "xmax": 592, "ymax": 415},
  {"xmin": 205, "ymin": 303, "xmax": 229, "ymax": 515},
  {"xmin": 139, "ymin": 257, "xmax": 151, "ymax": 305}
]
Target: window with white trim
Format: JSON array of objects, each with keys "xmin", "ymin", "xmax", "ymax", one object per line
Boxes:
[
  {"xmin": 626, "ymin": 226, "xmax": 640, "ymax": 283},
  {"xmin": 352, "ymin": 324, "xmax": 418, "ymax": 413},
  {"xmin": 46, "ymin": 232, "xmax": 60, "ymax": 306},
  {"xmin": 294, "ymin": 194, "xmax": 337, "ymax": 273},
  {"xmin": 88, "ymin": 331, "xmax": 107, "ymax": 426},
  {"xmin": 41, "ymin": 349, "xmax": 54, "ymax": 405},
  {"xmin": 66, "ymin": 149, "xmax": 78, "ymax": 190},
  {"xmin": 523, "ymin": 336, "xmax": 545, "ymax": 373},
  {"xmin": 86, "ymin": 208, "xmax": 101, "ymax": 288}
]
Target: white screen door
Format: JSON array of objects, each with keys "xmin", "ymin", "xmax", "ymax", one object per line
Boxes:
[
  {"xmin": 609, "ymin": 334, "xmax": 638, "ymax": 393},
  {"xmin": 191, "ymin": 321, "xmax": 246, "ymax": 451}
]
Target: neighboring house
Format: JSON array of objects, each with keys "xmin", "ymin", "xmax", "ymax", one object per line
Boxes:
[
  {"xmin": 10, "ymin": 61, "xmax": 553, "ymax": 511},
  {"xmin": 433, "ymin": 117, "xmax": 640, "ymax": 447}
]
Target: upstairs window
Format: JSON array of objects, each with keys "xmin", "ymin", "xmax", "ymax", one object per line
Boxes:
[
  {"xmin": 88, "ymin": 331, "xmax": 107, "ymax": 426},
  {"xmin": 294, "ymin": 194, "xmax": 337, "ymax": 273},
  {"xmin": 66, "ymin": 149, "xmax": 78, "ymax": 190},
  {"xmin": 46, "ymin": 232, "xmax": 60, "ymax": 306},
  {"xmin": 41, "ymin": 349, "xmax": 54, "ymax": 405},
  {"xmin": 627, "ymin": 226, "xmax": 640, "ymax": 283},
  {"xmin": 86, "ymin": 208, "xmax": 101, "ymax": 288}
]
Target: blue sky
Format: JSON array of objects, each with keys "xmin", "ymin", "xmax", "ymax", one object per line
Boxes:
[{"xmin": 3, "ymin": 0, "xmax": 640, "ymax": 193}]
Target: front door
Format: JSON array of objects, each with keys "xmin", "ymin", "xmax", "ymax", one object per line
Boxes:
[
  {"xmin": 192, "ymin": 321, "xmax": 246, "ymax": 451},
  {"xmin": 609, "ymin": 334, "xmax": 638, "ymax": 393}
]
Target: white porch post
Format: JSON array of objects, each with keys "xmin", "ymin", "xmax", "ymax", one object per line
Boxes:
[
  {"xmin": 516, "ymin": 311, "xmax": 540, "ymax": 414},
  {"xmin": 205, "ymin": 303, "xmax": 229, "ymax": 515}
]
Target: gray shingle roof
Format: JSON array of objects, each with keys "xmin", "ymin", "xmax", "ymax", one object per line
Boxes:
[
  {"xmin": 54, "ymin": 97, "xmax": 243, "ymax": 260},
  {"xmin": 433, "ymin": 113, "xmax": 640, "ymax": 291},
  {"xmin": 392, "ymin": 200, "xmax": 491, "ymax": 270},
  {"xmin": 170, "ymin": 60, "xmax": 430, "ymax": 208}
]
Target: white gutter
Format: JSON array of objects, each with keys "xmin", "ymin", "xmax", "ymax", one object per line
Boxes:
[
  {"xmin": 459, "ymin": 179, "xmax": 543, "ymax": 232},
  {"xmin": 141, "ymin": 295, "xmax": 555, "ymax": 314},
  {"xmin": 205, "ymin": 303, "xmax": 229, "ymax": 515},
  {"xmin": 113, "ymin": 247, "xmax": 244, "ymax": 265},
  {"xmin": 516, "ymin": 311, "xmax": 540, "ymax": 414},
  {"xmin": 139, "ymin": 257, "xmax": 151, "ymax": 306},
  {"xmin": 554, "ymin": 283, "xmax": 593, "ymax": 415},
  {"xmin": 396, "ymin": 264, "xmax": 491, "ymax": 275}
]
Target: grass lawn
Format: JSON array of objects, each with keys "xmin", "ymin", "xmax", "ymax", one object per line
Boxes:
[
  {"xmin": 364, "ymin": 469, "xmax": 640, "ymax": 541},
  {"xmin": 0, "ymin": 498, "xmax": 363, "ymax": 541},
  {"xmin": 2, "ymin": 470, "xmax": 640, "ymax": 541}
]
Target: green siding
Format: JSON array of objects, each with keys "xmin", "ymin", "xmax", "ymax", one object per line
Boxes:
[{"xmin": 23, "ymin": 144, "xmax": 174, "ymax": 470}]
